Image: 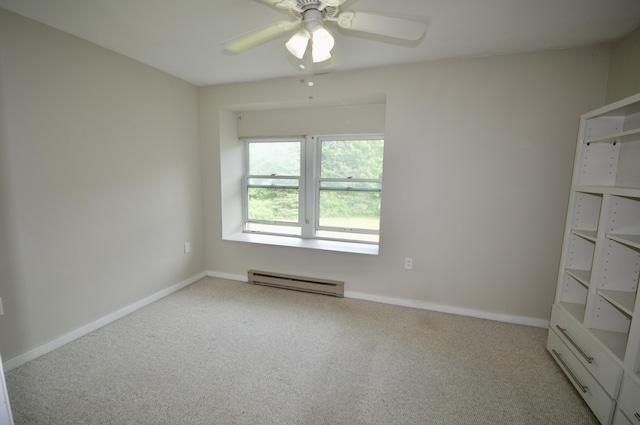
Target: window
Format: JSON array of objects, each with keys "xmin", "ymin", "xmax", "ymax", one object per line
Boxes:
[
  {"xmin": 243, "ymin": 135, "xmax": 384, "ymax": 244},
  {"xmin": 244, "ymin": 139, "xmax": 303, "ymax": 236}
]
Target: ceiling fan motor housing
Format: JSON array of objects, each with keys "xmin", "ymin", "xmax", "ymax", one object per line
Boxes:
[
  {"xmin": 288, "ymin": 0, "xmax": 341, "ymax": 19},
  {"xmin": 298, "ymin": 0, "xmax": 322, "ymax": 8},
  {"xmin": 297, "ymin": 0, "xmax": 344, "ymax": 9},
  {"xmin": 303, "ymin": 9, "xmax": 324, "ymax": 32}
]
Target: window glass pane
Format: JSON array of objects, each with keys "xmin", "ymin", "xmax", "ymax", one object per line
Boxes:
[
  {"xmin": 249, "ymin": 178, "xmax": 299, "ymax": 188},
  {"xmin": 248, "ymin": 187, "xmax": 299, "ymax": 223},
  {"xmin": 318, "ymin": 190, "xmax": 380, "ymax": 230},
  {"xmin": 319, "ymin": 181, "xmax": 381, "ymax": 191},
  {"xmin": 320, "ymin": 139, "xmax": 384, "ymax": 179},
  {"xmin": 249, "ymin": 142, "xmax": 300, "ymax": 176}
]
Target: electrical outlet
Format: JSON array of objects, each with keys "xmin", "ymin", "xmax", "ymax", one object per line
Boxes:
[
  {"xmin": 404, "ymin": 257, "xmax": 413, "ymax": 270},
  {"xmin": 184, "ymin": 242, "xmax": 191, "ymax": 253}
]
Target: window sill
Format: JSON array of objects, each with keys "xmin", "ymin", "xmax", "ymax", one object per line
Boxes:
[{"xmin": 223, "ymin": 232, "xmax": 379, "ymax": 255}]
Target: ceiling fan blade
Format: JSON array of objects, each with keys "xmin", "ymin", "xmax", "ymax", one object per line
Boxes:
[
  {"xmin": 337, "ymin": 11, "xmax": 427, "ymax": 41},
  {"xmin": 222, "ymin": 21, "xmax": 299, "ymax": 54}
]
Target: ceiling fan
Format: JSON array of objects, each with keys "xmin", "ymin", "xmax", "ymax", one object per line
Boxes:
[{"xmin": 222, "ymin": 0, "xmax": 428, "ymax": 64}]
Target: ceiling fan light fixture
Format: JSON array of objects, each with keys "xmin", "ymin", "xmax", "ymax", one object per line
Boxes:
[
  {"xmin": 285, "ymin": 29, "xmax": 310, "ymax": 59},
  {"xmin": 223, "ymin": 1, "xmax": 430, "ymax": 69},
  {"xmin": 311, "ymin": 25, "xmax": 334, "ymax": 63}
]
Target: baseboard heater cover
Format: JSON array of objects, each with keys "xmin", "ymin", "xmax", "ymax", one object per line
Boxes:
[{"xmin": 248, "ymin": 270, "xmax": 344, "ymax": 297}]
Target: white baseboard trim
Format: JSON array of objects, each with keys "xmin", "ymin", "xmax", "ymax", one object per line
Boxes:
[
  {"xmin": 203, "ymin": 270, "xmax": 549, "ymax": 329},
  {"xmin": 344, "ymin": 291, "xmax": 550, "ymax": 329},
  {"xmin": 206, "ymin": 271, "xmax": 247, "ymax": 282},
  {"xmin": 3, "ymin": 272, "xmax": 207, "ymax": 372}
]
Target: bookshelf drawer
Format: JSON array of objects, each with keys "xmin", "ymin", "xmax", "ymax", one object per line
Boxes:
[
  {"xmin": 548, "ymin": 330, "xmax": 615, "ymax": 425},
  {"xmin": 614, "ymin": 408, "xmax": 634, "ymax": 425},
  {"xmin": 550, "ymin": 304, "xmax": 623, "ymax": 397},
  {"xmin": 619, "ymin": 375, "xmax": 640, "ymax": 425}
]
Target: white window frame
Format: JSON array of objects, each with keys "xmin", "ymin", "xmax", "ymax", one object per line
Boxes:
[
  {"xmin": 242, "ymin": 137, "xmax": 305, "ymax": 237},
  {"xmin": 313, "ymin": 135, "xmax": 383, "ymax": 243},
  {"xmin": 242, "ymin": 134, "xmax": 384, "ymax": 246}
]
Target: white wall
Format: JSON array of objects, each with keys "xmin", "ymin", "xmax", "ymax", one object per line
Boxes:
[
  {"xmin": 201, "ymin": 47, "xmax": 610, "ymax": 324},
  {"xmin": 0, "ymin": 9, "xmax": 204, "ymax": 362},
  {"xmin": 606, "ymin": 26, "xmax": 640, "ymax": 103}
]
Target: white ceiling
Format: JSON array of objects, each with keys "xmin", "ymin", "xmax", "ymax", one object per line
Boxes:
[{"xmin": 2, "ymin": 0, "xmax": 640, "ymax": 87}]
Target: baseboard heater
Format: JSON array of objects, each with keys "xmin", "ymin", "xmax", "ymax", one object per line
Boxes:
[{"xmin": 248, "ymin": 270, "xmax": 344, "ymax": 297}]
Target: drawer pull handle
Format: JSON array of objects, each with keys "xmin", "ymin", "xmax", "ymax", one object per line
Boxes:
[
  {"xmin": 556, "ymin": 325, "xmax": 594, "ymax": 364},
  {"xmin": 551, "ymin": 349, "xmax": 588, "ymax": 393}
]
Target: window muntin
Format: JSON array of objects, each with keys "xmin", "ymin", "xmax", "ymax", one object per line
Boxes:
[{"xmin": 243, "ymin": 135, "xmax": 383, "ymax": 244}]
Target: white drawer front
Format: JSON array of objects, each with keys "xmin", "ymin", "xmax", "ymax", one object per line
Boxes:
[
  {"xmin": 619, "ymin": 375, "xmax": 640, "ymax": 425},
  {"xmin": 614, "ymin": 408, "xmax": 634, "ymax": 425},
  {"xmin": 550, "ymin": 304, "xmax": 623, "ymax": 397},
  {"xmin": 548, "ymin": 329, "xmax": 616, "ymax": 425}
]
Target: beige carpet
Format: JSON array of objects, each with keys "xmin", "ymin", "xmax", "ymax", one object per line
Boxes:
[{"xmin": 6, "ymin": 277, "xmax": 598, "ymax": 424}]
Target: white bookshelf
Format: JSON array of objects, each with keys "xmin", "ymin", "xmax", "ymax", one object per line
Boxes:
[{"xmin": 548, "ymin": 92, "xmax": 640, "ymax": 425}]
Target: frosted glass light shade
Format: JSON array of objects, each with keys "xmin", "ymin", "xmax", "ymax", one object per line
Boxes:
[
  {"xmin": 285, "ymin": 29, "xmax": 310, "ymax": 59},
  {"xmin": 311, "ymin": 26, "xmax": 334, "ymax": 63}
]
